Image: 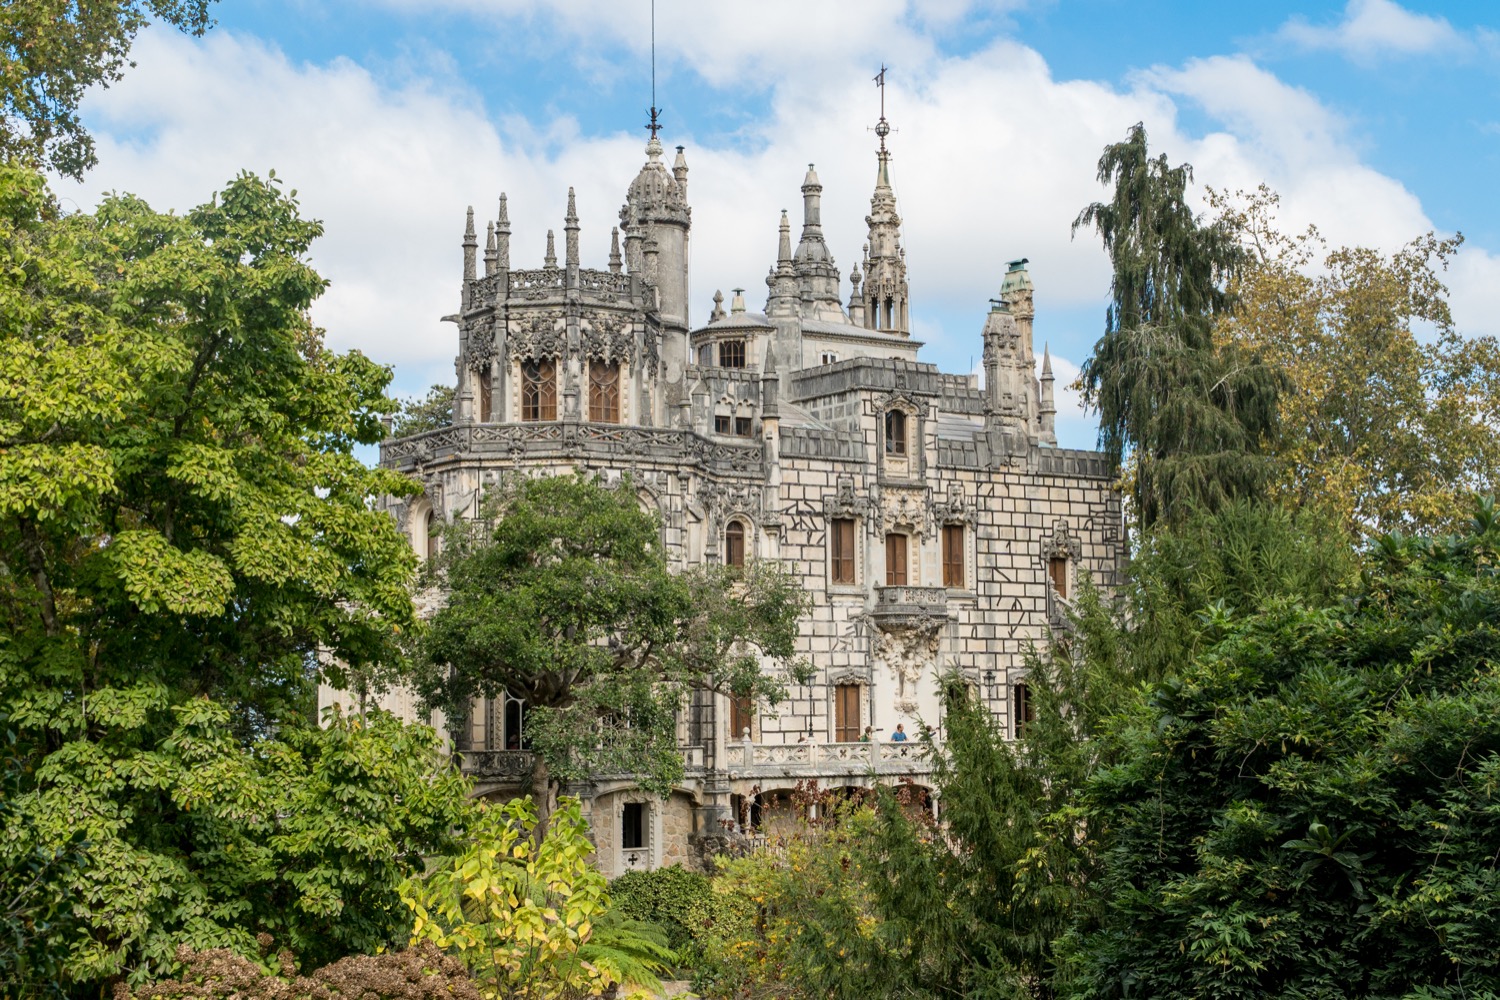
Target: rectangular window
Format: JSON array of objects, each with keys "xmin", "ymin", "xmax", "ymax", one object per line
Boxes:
[
  {"xmin": 830, "ymin": 518, "xmax": 856, "ymax": 584},
  {"xmin": 714, "ymin": 414, "xmax": 731, "ymax": 434},
  {"xmin": 520, "ymin": 359, "xmax": 557, "ymax": 421},
  {"xmin": 834, "ymin": 684, "xmax": 861, "ymax": 743},
  {"xmin": 589, "ymin": 361, "xmax": 621, "ymax": 423},
  {"xmin": 885, "ymin": 410, "xmax": 908, "ymax": 455},
  {"xmin": 885, "ymin": 533, "xmax": 908, "ymax": 586},
  {"xmin": 504, "ymin": 696, "xmax": 528, "ymax": 751},
  {"xmin": 622, "ymin": 802, "xmax": 645, "ymax": 850},
  {"xmin": 719, "ymin": 340, "xmax": 746, "ymax": 368},
  {"xmin": 1048, "ymin": 556, "xmax": 1068, "ymax": 599},
  {"xmin": 734, "ymin": 416, "xmax": 752, "ymax": 437},
  {"xmin": 1014, "ymin": 682, "xmax": 1034, "ymax": 739},
  {"xmin": 942, "ymin": 524, "xmax": 965, "ymax": 588},
  {"xmin": 729, "ymin": 695, "xmax": 752, "ymax": 740},
  {"xmin": 821, "ymin": 352, "xmax": 838, "ymax": 365}
]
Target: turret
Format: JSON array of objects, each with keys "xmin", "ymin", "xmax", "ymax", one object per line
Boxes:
[
  {"xmin": 861, "ymin": 116, "xmax": 910, "ymax": 334},
  {"xmin": 462, "ymin": 206, "xmax": 477, "ymax": 282},
  {"xmin": 792, "ymin": 164, "xmax": 843, "ymax": 318},
  {"xmin": 766, "ymin": 210, "xmax": 798, "ymax": 317},
  {"xmin": 608, "ymin": 226, "xmax": 622, "ymax": 274}
]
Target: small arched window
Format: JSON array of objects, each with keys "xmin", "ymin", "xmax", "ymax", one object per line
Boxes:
[
  {"xmin": 885, "ymin": 409, "xmax": 908, "ymax": 455},
  {"xmin": 521, "ymin": 359, "xmax": 557, "ymax": 421},
  {"xmin": 725, "ymin": 520, "xmax": 746, "ymax": 568},
  {"xmin": 589, "ymin": 361, "xmax": 621, "ymax": 423}
]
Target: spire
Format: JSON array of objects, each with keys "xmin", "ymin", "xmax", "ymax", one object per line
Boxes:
[
  {"xmin": 861, "ymin": 66, "xmax": 909, "ymax": 335},
  {"xmin": 608, "ymin": 226, "xmax": 622, "ymax": 274},
  {"xmin": 496, "ymin": 194, "xmax": 511, "ymax": 270},
  {"xmin": 483, "ymin": 221, "xmax": 497, "ymax": 277},
  {"xmin": 462, "ymin": 206, "xmax": 477, "ymax": 281},
  {"xmin": 545, "ymin": 229, "xmax": 556, "ymax": 268},
  {"xmin": 564, "ymin": 187, "xmax": 580, "ymax": 267},
  {"xmin": 710, "ymin": 289, "xmax": 725, "ymax": 322},
  {"xmin": 777, "ymin": 210, "xmax": 792, "ymax": 269},
  {"xmin": 1039, "ymin": 343, "xmax": 1057, "ymax": 446},
  {"xmin": 673, "ymin": 145, "xmax": 688, "ymax": 203},
  {"xmin": 848, "ymin": 264, "xmax": 865, "ymax": 326}
]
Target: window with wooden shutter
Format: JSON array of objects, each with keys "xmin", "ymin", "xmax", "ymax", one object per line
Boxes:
[
  {"xmin": 729, "ymin": 695, "xmax": 751, "ymax": 740},
  {"xmin": 834, "ymin": 684, "xmax": 860, "ymax": 743},
  {"xmin": 942, "ymin": 524, "xmax": 965, "ymax": 588},
  {"xmin": 830, "ymin": 518, "xmax": 856, "ymax": 584},
  {"xmin": 589, "ymin": 361, "xmax": 621, "ymax": 423},
  {"xmin": 725, "ymin": 521, "xmax": 746, "ymax": 568},
  {"xmin": 885, "ymin": 533, "xmax": 908, "ymax": 586},
  {"xmin": 520, "ymin": 359, "xmax": 557, "ymax": 421},
  {"xmin": 1048, "ymin": 556, "xmax": 1068, "ymax": 599},
  {"xmin": 1014, "ymin": 682, "xmax": 1034, "ymax": 738}
]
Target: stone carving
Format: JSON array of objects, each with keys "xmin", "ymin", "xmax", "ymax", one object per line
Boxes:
[
  {"xmin": 507, "ymin": 313, "xmax": 566, "ymax": 362},
  {"xmin": 823, "ymin": 474, "xmax": 870, "ymax": 520},
  {"xmin": 930, "ymin": 483, "xmax": 977, "ymax": 526},
  {"xmin": 466, "ymin": 319, "xmax": 498, "ymax": 371},
  {"xmin": 873, "ymin": 617, "xmax": 944, "ymax": 714},
  {"xmin": 879, "ymin": 486, "xmax": 932, "ymax": 539},
  {"xmin": 871, "ymin": 389, "xmax": 930, "ymax": 419},
  {"xmin": 1042, "ymin": 518, "xmax": 1082, "ymax": 561},
  {"xmin": 582, "ymin": 311, "xmax": 636, "ymax": 365}
]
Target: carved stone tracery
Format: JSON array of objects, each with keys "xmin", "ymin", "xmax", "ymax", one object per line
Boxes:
[
  {"xmin": 465, "ymin": 319, "xmax": 498, "ymax": 371},
  {"xmin": 507, "ymin": 313, "xmax": 567, "ymax": 362},
  {"xmin": 872, "ymin": 616, "xmax": 944, "ymax": 714},
  {"xmin": 931, "ymin": 483, "xmax": 977, "ymax": 527},
  {"xmin": 582, "ymin": 311, "xmax": 637, "ymax": 365},
  {"xmin": 1042, "ymin": 518, "xmax": 1082, "ymax": 562},
  {"xmin": 879, "ymin": 486, "xmax": 932, "ymax": 539}
]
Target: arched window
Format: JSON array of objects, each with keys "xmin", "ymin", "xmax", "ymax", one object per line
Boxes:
[
  {"xmin": 725, "ymin": 520, "xmax": 746, "ymax": 568},
  {"xmin": 521, "ymin": 359, "xmax": 556, "ymax": 421},
  {"xmin": 589, "ymin": 361, "xmax": 621, "ymax": 423},
  {"xmin": 425, "ymin": 509, "xmax": 442, "ymax": 561},
  {"xmin": 884, "ymin": 409, "xmax": 908, "ymax": 455}
]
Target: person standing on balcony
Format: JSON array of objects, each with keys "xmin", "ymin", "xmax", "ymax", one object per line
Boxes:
[
  {"xmin": 860, "ymin": 726, "xmax": 874, "ymax": 742},
  {"xmin": 890, "ymin": 724, "xmax": 908, "ymax": 742}
]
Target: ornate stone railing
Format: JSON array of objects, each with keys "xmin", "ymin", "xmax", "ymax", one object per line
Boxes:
[
  {"xmin": 458, "ymin": 749, "xmax": 535, "ymax": 779},
  {"xmin": 731, "ymin": 740, "xmax": 934, "ymax": 773},
  {"xmin": 872, "ymin": 586, "xmax": 950, "ymax": 625},
  {"xmin": 680, "ymin": 745, "xmax": 706, "ymax": 769},
  {"xmin": 508, "ymin": 268, "xmax": 565, "ymax": 299},
  {"xmin": 381, "ymin": 421, "xmax": 765, "ymax": 477},
  {"xmin": 578, "ymin": 269, "xmax": 631, "ymax": 298}
]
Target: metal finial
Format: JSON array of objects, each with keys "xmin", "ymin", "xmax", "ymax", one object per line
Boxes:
[
  {"xmin": 646, "ymin": 0, "xmax": 662, "ymax": 138},
  {"xmin": 872, "ymin": 64, "xmax": 894, "ymax": 151}
]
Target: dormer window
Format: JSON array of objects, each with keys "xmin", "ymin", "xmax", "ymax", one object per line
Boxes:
[
  {"xmin": 719, "ymin": 340, "xmax": 746, "ymax": 368},
  {"xmin": 521, "ymin": 360, "xmax": 556, "ymax": 421},
  {"xmin": 885, "ymin": 409, "xmax": 908, "ymax": 455}
]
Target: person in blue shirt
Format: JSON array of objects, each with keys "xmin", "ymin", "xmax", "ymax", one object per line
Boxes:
[{"xmin": 890, "ymin": 723, "xmax": 908, "ymax": 742}]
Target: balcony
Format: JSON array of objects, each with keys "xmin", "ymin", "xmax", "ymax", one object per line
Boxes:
[
  {"xmin": 871, "ymin": 585, "xmax": 950, "ymax": 626},
  {"xmin": 457, "ymin": 749, "xmax": 535, "ymax": 780},
  {"xmin": 726, "ymin": 739, "xmax": 935, "ymax": 780},
  {"xmin": 1044, "ymin": 581, "xmax": 1077, "ymax": 635}
]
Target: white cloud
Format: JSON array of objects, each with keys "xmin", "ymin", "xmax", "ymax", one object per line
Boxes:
[
  {"xmin": 1275, "ymin": 0, "xmax": 1465, "ymax": 62},
  {"xmin": 55, "ymin": 9, "xmax": 1500, "ymax": 438}
]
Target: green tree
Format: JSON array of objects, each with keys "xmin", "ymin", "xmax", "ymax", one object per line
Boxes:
[
  {"xmin": 391, "ymin": 383, "xmax": 455, "ymax": 437},
  {"xmin": 1074, "ymin": 123, "xmax": 1282, "ymax": 529},
  {"xmin": 1, "ymin": 1, "xmax": 216, "ymax": 180},
  {"xmin": 1066, "ymin": 499, "xmax": 1500, "ymax": 998},
  {"xmin": 414, "ymin": 472, "xmax": 808, "ymax": 821},
  {"xmin": 0, "ymin": 161, "xmax": 446, "ymax": 993},
  {"xmin": 1213, "ymin": 186, "xmax": 1500, "ymax": 536},
  {"xmin": 404, "ymin": 797, "xmax": 672, "ymax": 1000}
]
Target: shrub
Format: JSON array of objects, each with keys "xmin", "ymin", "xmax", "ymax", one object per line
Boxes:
[{"xmin": 608, "ymin": 866, "xmax": 714, "ymax": 956}]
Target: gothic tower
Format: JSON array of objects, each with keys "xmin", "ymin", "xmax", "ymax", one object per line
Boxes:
[
  {"xmin": 622, "ymin": 136, "xmax": 692, "ymax": 382},
  {"xmin": 860, "ymin": 110, "xmax": 910, "ymax": 336}
]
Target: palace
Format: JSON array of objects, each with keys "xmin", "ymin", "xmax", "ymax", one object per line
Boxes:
[{"xmin": 329, "ymin": 106, "xmax": 1124, "ymax": 876}]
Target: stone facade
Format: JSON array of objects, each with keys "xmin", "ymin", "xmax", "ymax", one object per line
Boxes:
[{"xmin": 325, "ymin": 122, "xmax": 1123, "ymax": 877}]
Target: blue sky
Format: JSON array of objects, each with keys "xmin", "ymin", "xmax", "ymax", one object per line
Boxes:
[{"xmin": 59, "ymin": 0, "xmax": 1500, "ymax": 450}]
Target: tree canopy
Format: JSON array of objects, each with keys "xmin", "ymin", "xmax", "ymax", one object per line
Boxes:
[
  {"xmin": 413, "ymin": 472, "xmax": 808, "ymax": 805},
  {"xmin": 1213, "ymin": 186, "xmax": 1500, "ymax": 536},
  {"xmin": 0, "ymin": 160, "xmax": 462, "ymax": 995},
  {"xmin": 0, "ymin": 1, "xmax": 216, "ymax": 179},
  {"xmin": 1073, "ymin": 123, "xmax": 1283, "ymax": 529}
]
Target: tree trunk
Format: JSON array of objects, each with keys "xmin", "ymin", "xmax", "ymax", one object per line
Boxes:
[{"xmin": 530, "ymin": 753, "xmax": 558, "ymax": 837}]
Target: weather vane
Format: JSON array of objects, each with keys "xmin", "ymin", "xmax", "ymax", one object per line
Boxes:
[
  {"xmin": 646, "ymin": 0, "xmax": 662, "ymax": 139},
  {"xmin": 872, "ymin": 64, "xmax": 893, "ymax": 150}
]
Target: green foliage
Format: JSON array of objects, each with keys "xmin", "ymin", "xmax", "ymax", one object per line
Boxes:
[
  {"xmin": 1065, "ymin": 499, "xmax": 1500, "ymax": 998},
  {"xmin": 608, "ymin": 865, "xmax": 715, "ymax": 957},
  {"xmin": 1, "ymin": 1, "xmax": 216, "ymax": 179},
  {"xmin": 119, "ymin": 942, "xmax": 482, "ymax": 999},
  {"xmin": 1074, "ymin": 123, "xmax": 1283, "ymax": 529},
  {"xmin": 0, "ymin": 161, "xmax": 439, "ymax": 995},
  {"xmin": 390, "ymin": 383, "xmax": 455, "ymax": 437},
  {"xmin": 6, "ymin": 704, "xmax": 473, "ymax": 991},
  {"xmin": 403, "ymin": 796, "xmax": 671, "ymax": 1000},
  {"xmin": 414, "ymin": 472, "xmax": 808, "ymax": 802}
]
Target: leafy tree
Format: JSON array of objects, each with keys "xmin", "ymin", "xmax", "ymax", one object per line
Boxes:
[
  {"xmin": 413, "ymin": 472, "xmax": 808, "ymax": 819},
  {"xmin": 391, "ymin": 383, "xmax": 455, "ymax": 437},
  {"xmin": 1074, "ymin": 124, "xmax": 1282, "ymax": 529},
  {"xmin": 1066, "ymin": 499, "xmax": 1500, "ymax": 998},
  {"xmin": 1, "ymin": 1, "xmax": 216, "ymax": 179},
  {"xmin": 1213, "ymin": 186, "xmax": 1500, "ymax": 536},
  {"xmin": 0, "ymin": 162, "xmax": 441, "ymax": 992},
  {"xmin": 403, "ymin": 797, "xmax": 672, "ymax": 1000}
]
